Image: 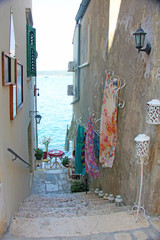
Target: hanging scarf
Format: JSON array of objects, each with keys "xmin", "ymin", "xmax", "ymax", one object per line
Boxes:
[
  {"xmin": 99, "ymin": 73, "xmax": 118, "ymax": 168},
  {"xmin": 64, "ymin": 125, "xmax": 69, "ymax": 152},
  {"xmin": 94, "ymin": 131, "xmax": 100, "ymax": 160},
  {"xmin": 75, "ymin": 124, "xmax": 86, "ymax": 175},
  {"xmin": 85, "ymin": 115, "xmax": 99, "ymax": 179},
  {"xmin": 68, "ymin": 116, "xmax": 77, "ymax": 141},
  {"xmin": 81, "ymin": 132, "xmax": 86, "ymax": 167}
]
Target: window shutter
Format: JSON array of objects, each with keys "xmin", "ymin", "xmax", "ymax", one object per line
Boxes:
[{"xmin": 27, "ymin": 25, "xmax": 37, "ymax": 77}]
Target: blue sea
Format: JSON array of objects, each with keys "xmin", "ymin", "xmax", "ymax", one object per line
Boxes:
[{"xmin": 37, "ymin": 71, "xmax": 73, "ymax": 157}]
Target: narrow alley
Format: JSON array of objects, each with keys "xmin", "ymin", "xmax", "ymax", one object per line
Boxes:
[{"xmin": 2, "ymin": 167, "xmax": 160, "ymax": 240}]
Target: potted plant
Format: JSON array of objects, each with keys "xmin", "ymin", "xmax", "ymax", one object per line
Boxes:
[
  {"xmin": 34, "ymin": 148, "xmax": 44, "ymax": 160},
  {"xmin": 42, "ymin": 136, "xmax": 52, "ymax": 158},
  {"xmin": 71, "ymin": 180, "xmax": 88, "ymax": 193},
  {"xmin": 61, "ymin": 156, "xmax": 69, "ymax": 167}
]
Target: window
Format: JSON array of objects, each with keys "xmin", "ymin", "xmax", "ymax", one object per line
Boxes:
[
  {"xmin": 27, "ymin": 25, "xmax": 37, "ymax": 77},
  {"xmin": 10, "ymin": 84, "xmax": 16, "ymax": 120},
  {"xmin": 15, "ymin": 59, "xmax": 23, "ymax": 111},
  {"xmin": 10, "ymin": 8, "xmax": 15, "ymax": 58},
  {"xmin": 2, "ymin": 52, "xmax": 12, "ymax": 86}
]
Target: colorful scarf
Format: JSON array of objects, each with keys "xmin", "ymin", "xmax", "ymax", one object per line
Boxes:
[
  {"xmin": 64, "ymin": 125, "xmax": 69, "ymax": 152},
  {"xmin": 81, "ymin": 132, "xmax": 86, "ymax": 166},
  {"xmin": 94, "ymin": 131, "xmax": 100, "ymax": 160},
  {"xmin": 85, "ymin": 115, "xmax": 99, "ymax": 179},
  {"xmin": 75, "ymin": 124, "xmax": 86, "ymax": 175},
  {"xmin": 99, "ymin": 73, "xmax": 118, "ymax": 168}
]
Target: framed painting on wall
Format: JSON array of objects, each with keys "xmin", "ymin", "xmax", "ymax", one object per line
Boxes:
[
  {"xmin": 10, "ymin": 84, "xmax": 16, "ymax": 120},
  {"xmin": 15, "ymin": 59, "xmax": 23, "ymax": 111},
  {"xmin": 2, "ymin": 51, "xmax": 12, "ymax": 86}
]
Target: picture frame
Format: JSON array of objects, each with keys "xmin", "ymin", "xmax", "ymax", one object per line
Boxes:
[
  {"xmin": 2, "ymin": 51, "xmax": 12, "ymax": 86},
  {"xmin": 10, "ymin": 84, "xmax": 16, "ymax": 120},
  {"xmin": 15, "ymin": 59, "xmax": 23, "ymax": 111}
]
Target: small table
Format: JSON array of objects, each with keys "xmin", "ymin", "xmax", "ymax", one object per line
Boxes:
[{"xmin": 48, "ymin": 150, "xmax": 64, "ymax": 168}]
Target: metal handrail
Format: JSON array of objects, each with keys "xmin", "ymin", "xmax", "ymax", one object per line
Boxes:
[{"xmin": 7, "ymin": 148, "xmax": 31, "ymax": 168}]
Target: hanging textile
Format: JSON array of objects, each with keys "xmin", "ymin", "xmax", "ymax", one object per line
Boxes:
[
  {"xmin": 81, "ymin": 132, "xmax": 86, "ymax": 167},
  {"xmin": 94, "ymin": 131, "xmax": 100, "ymax": 160},
  {"xmin": 64, "ymin": 125, "xmax": 69, "ymax": 152},
  {"xmin": 85, "ymin": 115, "xmax": 99, "ymax": 179},
  {"xmin": 99, "ymin": 73, "xmax": 118, "ymax": 168},
  {"xmin": 68, "ymin": 116, "xmax": 77, "ymax": 141},
  {"xmin": 75, "ymin": 124, "xmax": 86, "ymax": 175}
]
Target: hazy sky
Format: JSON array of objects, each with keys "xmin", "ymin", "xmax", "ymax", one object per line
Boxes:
[{"xmin": 32, "ymin": 0, "xmax": 81, "ymax": 71}]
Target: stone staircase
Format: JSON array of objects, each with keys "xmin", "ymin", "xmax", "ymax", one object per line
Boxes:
[
  {"xmin": 9, "ymin": 191, "xmax": 131, "ymax": 239},
  {"xmin": 5, "ymin": 169, "xmax": 160, "ymax": 239},
  {"xmin": 13, "ymin": 192, "xmax": 128, "ymax": 219}
]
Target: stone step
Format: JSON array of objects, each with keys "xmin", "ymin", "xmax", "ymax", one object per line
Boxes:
[
  {"xmin": 15, "ymin": 206, "xmax": 129, "ymax": 218},
  {"xmin": 14, "ymin": 192, "xmax": 129, "ymax": 219},
  {"xmin": 10, "ymin": 212, "xmax": 152, "ymax": 239},
  {"xmin": 20, "ymin": 192, "xmax": 111, "ymax": 206}
]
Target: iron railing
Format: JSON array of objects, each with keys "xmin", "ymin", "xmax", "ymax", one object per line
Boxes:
[{"xmin": 7, "ymin": 148, "xmax": 31, "ymax": 168}]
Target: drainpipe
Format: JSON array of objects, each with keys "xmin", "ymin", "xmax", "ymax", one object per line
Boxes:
[
  {"xmin": 71, "ymin": 22, "xmax": 91, "ymax": 104},
  {"xmin": 71, "ymin": 23, "xmax": 81, "ymax": 104},
  {"xmin": 71, "ymin": 0, "xmax": 91, "ymax": 105},
  {"xmin": 78, "ymin": 23, "xmax": 91, "ymax": 69},
  {"xmin": 35, "ymin": 76, "xmax": 38, "ymax": 148}
]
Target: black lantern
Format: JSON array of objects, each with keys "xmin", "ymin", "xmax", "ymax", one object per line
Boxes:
[
  {"xmin": 133, "ymin": 24, "xmax": 151, "ymax": 55},
  {"xmin": 35, "ymin": 114, "xmax": 42, "ymax": 124}
]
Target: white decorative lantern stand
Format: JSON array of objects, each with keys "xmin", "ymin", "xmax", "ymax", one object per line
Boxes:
[
  {"xmin": 129, "ymin": 134, "xmax": 150, "ymax": 222},
  {"xmin": 146, "ymin": 99, "xmax": 160, "ymax": 124}
]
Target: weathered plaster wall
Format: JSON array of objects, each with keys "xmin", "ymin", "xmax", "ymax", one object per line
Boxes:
[
  {"xmin": 0, "ymin": 0, "xmax": 34, "ymax": 236},
  {"xmin": 73, "ymin": 0, "xmax": 160, "ymax": 213}
]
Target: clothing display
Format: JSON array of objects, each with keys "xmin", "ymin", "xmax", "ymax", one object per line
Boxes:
[
  {"xmin": 64, "ymin": 125, "xmax": 69, "ymax": 152},
  {"xmin": 75, "ymin": 124, "xmax": 86, "ymax": 175},
  {"xmin": 85, "ymin": 115, "xmax": 99, "ymax": 179},
  {"xmin": 94, "ymin": 131, "xmax": 100, "ymax": 160},
  {"xmin": 68, "ymin": 116, "xmax": 77, "ymax": 141},
  {"xmin": 99, "ymin": 73, "xmax": 118, "ymax": 168},
  {"xmin": 81, "ymin": 132, "xmax": 86, "ymax": 167}
]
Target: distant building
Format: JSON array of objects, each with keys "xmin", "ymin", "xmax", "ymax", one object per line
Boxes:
[
  {"xmin": 72, "ymin": 0, "xmax": 160, "ymax": 214},
  {"xmin": 0, "ymin": 0, "xmax": 37, "ymax": 236}
]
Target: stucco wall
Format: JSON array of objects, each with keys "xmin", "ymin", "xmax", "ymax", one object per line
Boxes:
[
  {"xmin": 0, "ymin": 0, "xmax": 35, "ymax": 236},
  {"xmin": 73, "ymin": 0, "xmax": 160, "ymax": 214}
]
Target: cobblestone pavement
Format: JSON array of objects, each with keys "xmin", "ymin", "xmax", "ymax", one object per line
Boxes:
[
  {"xmin": 31, "ymin": 168, "xmax": 71, "ymax": 194},
  {"xmin": 2, "ymin": 168, "xmax": 160, "ymax": 240}
]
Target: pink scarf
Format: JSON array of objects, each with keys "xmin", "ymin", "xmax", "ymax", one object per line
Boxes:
[{"xmin": 85, "ymin": 115, "xmax": 99, "ymax": 178}]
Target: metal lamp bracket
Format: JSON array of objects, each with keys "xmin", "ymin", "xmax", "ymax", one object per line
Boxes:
[{"xmin": 138, "ymin": 42, "xmax": 151, "ymax": 55}]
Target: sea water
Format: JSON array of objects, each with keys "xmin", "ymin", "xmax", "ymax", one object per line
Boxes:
[{"xmin": 37, "ymin": 73, "xmax": 73, "ymax": 157}]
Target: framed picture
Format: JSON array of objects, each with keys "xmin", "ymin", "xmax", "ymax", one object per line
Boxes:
[
  {"xmin": 2, "ymin": 51, "xmax": 12, "ymax": 86},
  {"xmin": 15, "ymin": 59, "xmax": 23, "ymax": 111},
  {"xmin": 10, "ymin": 84, "xmax": 16, "ymax": 120}
]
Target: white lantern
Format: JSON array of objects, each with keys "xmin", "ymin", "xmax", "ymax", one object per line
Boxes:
[
  {"xmin": 129, "ymin": 134, "xmax": 150, "ymax": 222},
  {"xmin": 146, "ymin": 99, "xmax": 160, "ymax": 124},
  {"xmin": 134, "ymin": 134, "xmax": 150, "ymax": 157}
]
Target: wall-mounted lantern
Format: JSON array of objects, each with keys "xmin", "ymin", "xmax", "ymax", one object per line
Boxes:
[
  {"xmin": 146, "ymin": 99, "xmax": 160, "ymax": 125},
  {"xmin": 29, "ymin": 111, "xmax": 42, "ymax": 124},
  {"xmin": 133, "ymin": 24, "xmax": 151, "ymax": 55},
  {"xmin": 35, "ymin": 114, "xmax": 42, "ymax": 124}
]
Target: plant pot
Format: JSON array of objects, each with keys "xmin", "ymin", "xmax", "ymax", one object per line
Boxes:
[
  {"xmin": 43, "ymin": 151, "xmax": 48, "ymax": 159},
  {"xmin": 36, "ymin": 156, "xmax": 42, "ymax": 160}
]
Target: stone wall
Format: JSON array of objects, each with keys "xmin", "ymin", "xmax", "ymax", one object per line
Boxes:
[{"xmin": 73, "ymin": 0, "xmax": 160, "ymax": 213}]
